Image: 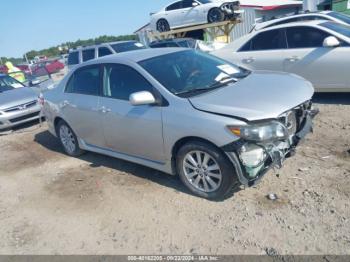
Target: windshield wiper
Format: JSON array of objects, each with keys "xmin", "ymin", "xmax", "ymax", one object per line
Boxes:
[{"xmin": 207, "ymin": 76, "xmax": 237, "ymax": 89}]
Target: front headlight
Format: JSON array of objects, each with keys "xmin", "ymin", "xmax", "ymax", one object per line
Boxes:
[{"xmin": 228, "ymin": 121, "xmax": 288, "ymax": 142}]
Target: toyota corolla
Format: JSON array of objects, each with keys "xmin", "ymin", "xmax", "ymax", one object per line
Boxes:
[{"xmin": 43, "ymin": 48, "xmax": 317, "ymax": 200}]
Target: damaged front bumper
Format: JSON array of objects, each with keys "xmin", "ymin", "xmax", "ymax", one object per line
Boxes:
[
  {"xmin": 222, "ymin": 107, "xmax": 319, "ymax": 187},
  {"xmin": 220, "ymin": 1, "xmax": 243, "ymax": 18}
]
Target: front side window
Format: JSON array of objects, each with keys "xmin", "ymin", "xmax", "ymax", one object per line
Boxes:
[
  {"xmin": 166, "ymin": 1, "xmax": 182, "ymax": 11},
  {"xmin": 139, "ymin": 50, "xmax": 250, "ymax": 97},
  {"xmin": 65, "ymin": 66, "xmax": 100, "ymax": 96},
  {"xmin": 82, "ymin": 49, "xmax": 95, "ymax": 62},
  {"xmin": 240, "ymin": 29, "xmax": 286, "ymax": 51},
  {"xmin": 286, "ymin": 26, "xmax": 331, "ymax": 48},
  {"xmin": 68, "ymin": 51, "xmax": 79, "ymax": 65},
  {"xmin": 103, "ymin": 64, "xmax": 154, "ymax": 101},
  {"xmin": 111, "ymin": 42, "xmax": 145, "ymax": 53},
  {"xmin": 98, "ymin": 47, "xmax": 113, "ymax": 57}
]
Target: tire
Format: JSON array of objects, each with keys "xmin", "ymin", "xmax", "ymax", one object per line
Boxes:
[
  {"xmin": 57, "ymin": 120, "xmax": 84, "ymax": 157},
  {"xmin": 207, "ymin": 8, "xmax": 225, "ymax": 23},
  {"xmin": 157, "ymin": 19, "xmax": 170, "ymax": 33},
  {"xmin": 176, "ymin": 141, "xmax": 239, "ymax": 200}
]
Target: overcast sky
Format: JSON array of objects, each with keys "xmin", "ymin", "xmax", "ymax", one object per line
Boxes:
[{"xmin": 0, "ymin": 0, "xmax": 170, "ymax": 57}]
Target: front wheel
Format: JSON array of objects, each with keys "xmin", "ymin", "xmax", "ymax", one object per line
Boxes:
[
  {"xmin": 208, "ymin": 8, "xmax": 225, "ymax": 23},
  {"xmin": 176, "ymin": 141, "xmax": 239, "ymax": 200}
]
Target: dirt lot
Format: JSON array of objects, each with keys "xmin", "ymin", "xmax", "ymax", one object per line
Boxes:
[{"xmin": 0, "ymin": 94, "xmax": 349, "ymax": 255}]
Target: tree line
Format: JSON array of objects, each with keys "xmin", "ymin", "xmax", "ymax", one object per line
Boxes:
[{"xmin": 1, "ymin": 34, "xmax": 137, "ymax": 65}]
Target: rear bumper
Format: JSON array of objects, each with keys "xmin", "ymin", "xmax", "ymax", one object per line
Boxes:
[
  {"xmin": 0, "ymin": 105, "xmax": 42, "ymax": 130},
  {"xmin": 223, "ymin": 109, "xmax": 317, "ymax": 187}
]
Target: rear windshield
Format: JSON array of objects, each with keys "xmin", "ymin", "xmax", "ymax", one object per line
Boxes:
[
  {"xmin": 111, "ymin": 42, "xmax": 145, "ymax": 53},
  {"xmin": 321, "ymin": 21, "xmax": 350, "ymax": 38},
  {"xmin": 328, "ymin": 11, "xmax": 350, "ymax": 25},
  {"xmin": 68, "ymin": 51, "xmax": 79, "ymax": 65}
]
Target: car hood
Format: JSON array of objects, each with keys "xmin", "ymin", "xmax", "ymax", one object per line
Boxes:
[
  {"xmin": 189, "ymin": 71, "xmax": 314, "ymax": 122},
  {"xmin": 0, "ymin": 87, "xmax": 37, "ymax": 111}
]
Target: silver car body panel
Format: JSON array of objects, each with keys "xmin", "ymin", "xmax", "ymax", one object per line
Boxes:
[
  {"xmin": 212, "ymin": 20, "xmax": 350, "ymax": 92},
  {"xmin": 44, "ymin": 48, "xmax": 314, "ymax": 178}
]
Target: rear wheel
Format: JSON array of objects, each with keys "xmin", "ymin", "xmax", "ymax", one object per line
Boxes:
[
  {"xmin": 208, "ymin": 8, "xmax": 225, "ymax": 23},
  {"xmin": 176, "ymin": 141, "xmax": 239, "ymax": 200},
  {"xmin": 57, "ymin": 120, "xmax": 84, "ymax": 157},
  {"xmin": 157, "ymin": 19, "xmax": 170, "ymax": 32}
]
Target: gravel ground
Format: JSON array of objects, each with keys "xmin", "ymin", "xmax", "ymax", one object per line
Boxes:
[{"xmin": 0, "ymin": 94, "xmax": 349, "ymax": 255}]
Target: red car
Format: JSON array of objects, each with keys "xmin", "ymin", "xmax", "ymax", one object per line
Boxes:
[
  {"xmin": 32, "ymin": 59, "xmax": 64, "ymax": 75},
  {"xmin": 0, "ymin": 65, "xmax": 8, "ymax": 74},
  {"xmin": 16, "ymin": 64, "xmax": 32, "ymax": 74}
]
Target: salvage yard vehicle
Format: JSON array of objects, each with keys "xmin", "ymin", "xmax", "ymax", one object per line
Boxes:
[
  {"xmin": 67, "ymin": 41, "xmax": 145, "ymax": 70},
  {"xmin": 212, "ymin": 20, "xmax": 350, "ymax": 92},
  {"xmin": 43, "ymin": 48, "xmax": 316, "ymax": 200},
  {"xmin": 150, "ymin": 0, "xmax": 241, "ymax": 33},
  {"xmin": 0, "ymin": 74, "xmax": 41, "ymax": 130}
]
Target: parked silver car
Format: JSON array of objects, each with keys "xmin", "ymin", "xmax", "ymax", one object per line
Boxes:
[
  {"xmin": 0, "ymin": 74, "xmax": 41, "ymax": 130},
  {"xmin": 43, "ymin": 48, "xmax": 316, "ymax": 199},
  {"xmin": 212, "ymin": 20, "xmax": 350, "ymax": 92}
]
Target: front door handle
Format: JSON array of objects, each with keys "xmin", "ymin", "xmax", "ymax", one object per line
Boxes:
[
  {"xmin": 242, "ymin": 57, "xmax": 255, "ymax": 64},
  {"xmin": 287, "ymin": 56, "xmax": 300, "ymax": 62},
  {"xmin": 99, "ymin": 106, "xmax": 111, "ymax": 114},
  {"xmin": 61, "ymin": 100, "xmax": 76, "ymax": 108}
]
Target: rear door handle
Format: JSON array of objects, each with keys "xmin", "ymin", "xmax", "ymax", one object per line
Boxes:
[
  {"xmin": 99, "ymin": 106, "xmax": 111, "ymax": 114},
  {"xmin": 287, "ymin": 56, "xmax": 300, "ymax": 62},
  {"xmin": 242, "ymin": 57, "xmax": 255, "ymax": 64}
]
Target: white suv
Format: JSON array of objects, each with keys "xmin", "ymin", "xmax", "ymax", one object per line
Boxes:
[{"xmin": 67, "ymin": 41, "xmax": 145, "ymax": 70}]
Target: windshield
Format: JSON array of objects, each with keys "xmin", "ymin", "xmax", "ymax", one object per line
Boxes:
[
  {"xmin": 321, "ymin": 21, "xmax": 350, "ymax": 38},
  {"xmin": 111, "ymin": 42, "xmax": 145, "ymax": 53},
  {"xmin": 0, "ymin": 75, "xmax": 25, "ymax": 92},
  {"xmin": 139, "ymin": 50, "xmax": 250, "ymax": 97},
  {"xmin": 328, "ymin": 11, "xmax": 350, "ymax": 25}
]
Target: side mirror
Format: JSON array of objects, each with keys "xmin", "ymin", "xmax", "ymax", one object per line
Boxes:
[
  {"xmin": 129, "ymin": 91, "xmax": 156, "ymax": 106},
  {"xmin": 192, "ymin": 2, "xmax": 199, "ymax": 7},
  {"xmin": 323, "ymin": 36, "xmax": 340, "ymax": 48},
  {"xmin": 29, "ymin": 79, "xmax": 41, "ymax": 87}
]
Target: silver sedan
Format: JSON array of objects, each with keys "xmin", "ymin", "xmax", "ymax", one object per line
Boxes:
[{"xmin": 43, "ymin": 48, "xmax": 316, "ymax": 200}]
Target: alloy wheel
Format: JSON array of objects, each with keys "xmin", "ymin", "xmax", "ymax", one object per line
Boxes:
[
  {"xmin": 59, "ymin": 125, "xmax": 76, "ymax": 155},
  {"xmin": 182, "ymin": 150, "xmax": 222, "ymax": 193}
]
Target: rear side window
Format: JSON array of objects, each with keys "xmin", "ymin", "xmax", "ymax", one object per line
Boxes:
[
  {"xmin": 98, "ymin": 47, "xmax": 113, "ymax": 57},
  {"xmin": 68, "ymin": 52, "xmax": 79, "ymax": 65},
  {"xmin": 103, "ymin": 64, "xmax": 154, "ymax": 101},
  {"xmin": 66, "ymin": 66, "xmax": 100, "ymax": 96},
  {"xmin": 82, "ymin": 49, "xmax": 95, "ymax": 62},
  {"xmin": 240, "ymin": 29, "xmax": 286, "ymax": 51},
  {"xmin": 286, "ymin": 26, "xmax": 331, "ymax": 48},
  {"xmin": 166, "ymin": 1, "xmax": 182, "ymax": 11}
]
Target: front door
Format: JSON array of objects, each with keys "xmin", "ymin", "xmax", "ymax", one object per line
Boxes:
[
  {"xmin": 283, "ymin": 26, "xmax": 350, "ymax": 91},
  {"xmin": 99, "ymin": 64, "xmax": 165, "ymax": 163}
]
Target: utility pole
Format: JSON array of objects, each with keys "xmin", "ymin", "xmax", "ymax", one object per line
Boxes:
[{"xmin": 24, "ymin": 53, "xmax": 32, "ymax": 75}]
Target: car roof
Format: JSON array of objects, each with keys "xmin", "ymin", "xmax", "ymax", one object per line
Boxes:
[
  {"xmin": 258, "ymin": 20, "xmax": 326, "ymax": 31},
  {"xmin": 69, "ymin": 41, "xmax": 138, "ymax": 52},
  {"xmin": 150, "ymin": 38, "xmax": 194, "ymax": 44},
  {"xmin": 255, "ymin": 11, "xmax": 333, "ymax": 29},
  {"xmin": 79, "ymin": 48, "xmax": 187, "ymax": 65}
]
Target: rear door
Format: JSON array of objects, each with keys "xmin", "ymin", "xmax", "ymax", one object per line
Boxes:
[
  {"xmin": 283, "ymin": 26, "xmax": 350, "ymax": 90},
  {"xmin": 233, "ymin": 28, "xmax": 287, "ymax": 71},
  {"xmin": 62, "ymin": 65, "xmax": 105, "ymax": 147},
  {"xmin": 99, "ymin": 64, "xmax": 165, "ymax": 163}
]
